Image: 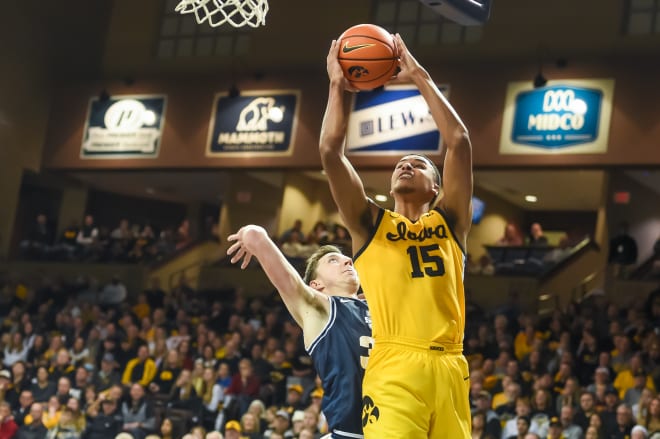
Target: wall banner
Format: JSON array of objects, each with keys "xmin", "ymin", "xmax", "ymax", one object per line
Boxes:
[
  {"xmin": 207, "ymin": 90, "xmax": 300, "ymax": 156},
  {"xmin": 81, "ymin": 95, "xmax": 166, "ymax": 159},
  {"xmin": 346, "ymin": 84, "xmax": 450, "ymax": 155},
  {"xmin": 499, "ymin": 79, "xmax": 615, "ymax": 154}
]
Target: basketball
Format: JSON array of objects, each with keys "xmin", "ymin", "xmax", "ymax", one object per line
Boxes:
[{"xmin": 337, "ymin": 24, "xmax": 399, "ymax": 91}]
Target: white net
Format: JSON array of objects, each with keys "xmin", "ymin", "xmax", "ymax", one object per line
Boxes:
[{"xmin": 175, "ymin": 0, "xmax": 269, "ymax": 28}]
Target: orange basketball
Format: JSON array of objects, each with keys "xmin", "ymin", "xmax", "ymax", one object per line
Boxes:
[{"xmin": 337, "ymin": 24, "xmax": 399, "ymax": 91}]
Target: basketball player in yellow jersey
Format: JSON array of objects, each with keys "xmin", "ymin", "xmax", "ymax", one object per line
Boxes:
[{"xmin": 320, "ymin": 33, "xmax": 473, "ymax": 438}]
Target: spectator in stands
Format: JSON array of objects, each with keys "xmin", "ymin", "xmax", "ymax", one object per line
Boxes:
[
  {"xmin": 121, "ymin": 383, "xmax": 156, "ymax": 439},
  {"xmin": 530, "ymin": 389, "xmax": 555, "ymax": 437},
  {"xmin": 69, "ymin": 337, "xmax": 89, "ymax": 370},
  {"xmin": 306, "ymin": 221, "xmax": 330, "ymax": 247},
  {"xmin": 279, "ymin": 220, "xmax": 305, "ymax": 246},
  {"xmin": 3, "ymin": 333, "xmax": 32, "ymax": 368},
  {"xmin": 624, "ymin": 369, "xmax": 652, "ymax": 408},
  {"xmin": 587, "ymin": 366, "xmax": 615, "ymax": 396},
  {"xmin": 281, "ymin": 384, "xmax": 305, "ymax": 415},
  {"xmin": 240, "ymin": 411, "xmax": 262, "ymax": 439},
  {"xmin": 631, "ymin": 425, "xmax": 648, "ymax": 439},
  {"xmin": 150, "ymin": 349, "xmax": 181, "ymax": 396},
  {"xmin": 633, "ymin": 387, "xmax": 654, "ymax": 424},
  {"xmin": 15, "ymin": 402, "xmax": 46, "ymax": 439},
  {"xmin": 52, "ymin": 221, "xmax": 79, "ymax": 261},
  {"xmin": 497, "ymin": 222, "xmax": 524, "ymax": 246},
  {"xmin": 85, "ymin": 396, "xmax": 123, "ymax": 439},
  {"xmin": 604, "ymin": 403, "xmax": 634, "ymax": 438},
  {"xmin": 574, "ymin": 390, "xmax": 597, "ymax": 431},
  {"xmin": 280, "ymin": 232, "xmax": 308, "ymax": 259},
  {"xmin": 614, "ymin": 354, "xmax": 656, "ymax": 400},
  {"xmin": 502, "ymin": 397, "xmax": 533, "ymax": 439},
  {"xmin": 558, "ymin": 405, "xmax": 583, "ymax": 439},
  {"xmin": 49, "ymin": 349, "xmax": 75, "ymax": 384},
  {"xmin": 0, "ymin": 401, "xmax": 18, "ymax": 438},
  {"xmin": 12, "ymin": 390, "xmax": 33, "ymax": 426},
  {"xmin": 49, "ymin": 406, "xmax": 83, "ymax": 439},
  {"xmin": 122, "ymin": 345, "xmax": 156, "ymax": 388},
  {"xmin": 506, "ymin": 414, "xmax": 531, "ymax": 439},
  {"xmin": 157, "ymin": 418, "xmax": 177, "ymax": 439},
  {"xmin": 224, "ymin": 420, "xmax": 242, "ymax": 439},
  {"xmin": 99, "ymin": 277, "xmax": 127, "ymax": 310},
  {"xmin": 200, "ymin": 367, "xmax": 223, "ymax": 431},
  {"xmin": 544, "ymin": 235, "xmax": 572, "ymax": 265},
  {"xmin": 19, "ymin": 213, "xmax": 53, "ymax": 260},
  {"xmin": 470, "ymin": 410, "xmax": 488, "ymax": 439},
  {"xmin": 42, "ymin": 396, "xmax": 62, "ymax": 430},
  {"xmin": 175, "ymin": 219, "xmax": 192, "ymax": 250},
  {"xmin": 528, "ymin": 223, "xmax": 548, "ymax": 247},
  {"xmin": 263, "ymin": 409, "xmax": 293, "ymax": 439},
  {"xmin": 225, "ymin": 359, "xmax": 261, "ymax": 420},
  {"xmin": 641, "ymin": 396, "xmax": 660, "ymax": 433},
  {"xmin": 144, "ymin": 278, "xmax": 165, "ymax": 310},
  {"xmin": 329, "ymin": 224, "xmax": 351, "ymax": 254},
  {"xmin": 167, "ymin": 369, "xmax": 201, "ymax": 413},
  {"xmin": 472, "ymin": 390, "xmax": 501, "ymax": 438},
  {"xmin": 29, "ymin": 366, "xmax": 56, "ymax": 403},
  {"xmin": 92, "ymin": 352, "xmax": 120, "ymax": 392},
  {"xmin": 109, "ymin": 219, "xmax": 134, "ymax": 262},
  {"xmin": 129, "ymin": 224, "xmax": 157, "ymax": 262},
  {"xmin": 76, "ymin": 215, "xmax": 99, "ymax": 260}
]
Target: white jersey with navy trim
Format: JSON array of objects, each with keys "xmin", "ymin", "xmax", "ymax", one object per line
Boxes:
[{"xmin": 307, "ymin": 296, "xmax": 372, "ymax": 439}]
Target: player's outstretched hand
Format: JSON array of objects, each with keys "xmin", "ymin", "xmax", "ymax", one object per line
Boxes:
[
  {"xmin": 227, "ymin": 226, "xmax": 256, "ymax": 269},
  {"xmin": 326, "ymin": 40, "xmax": 360, "ymax": 92}
]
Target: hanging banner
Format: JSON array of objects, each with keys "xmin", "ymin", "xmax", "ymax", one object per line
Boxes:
[
  {"xmin": 346, "ymin": 84, "xmax": 450, "ymax": 155},
  {"xmin": 207, "ymin": 90, "xmax": 300, "ymax": 156},
  {"xmin": 81, "ymin": 95, "xmax": 166, "ymax": 159},
  {"xmin": 499, "ymin": 79, "xmax": 615, "ymax": 154}
]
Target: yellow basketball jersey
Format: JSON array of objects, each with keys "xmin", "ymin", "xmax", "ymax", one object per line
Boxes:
[{"xmin": 354, "ymin": 207, "xmax": 466, "ymax": 344}]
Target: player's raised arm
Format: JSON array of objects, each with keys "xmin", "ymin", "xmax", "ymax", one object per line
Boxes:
[
  {"xmin": 227, "ymin": 225, "xmax": 328, "ymax": 328},
  {"xmin": 395, "ymin": 34, "xmax": 473, "ymax": 246},
  {"xmin": 319, "ymin": 40, "xmax": 375, "ymax": 252}
]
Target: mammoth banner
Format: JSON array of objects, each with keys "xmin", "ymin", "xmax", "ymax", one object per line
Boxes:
[{"xmin": 207, "ymin": 90, "xmax": 300, "ymax": 156}]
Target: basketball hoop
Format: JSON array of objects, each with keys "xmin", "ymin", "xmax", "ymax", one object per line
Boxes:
[{"xmin": 175, "ymin": 0, "xmax": 269, "ymax": 28}]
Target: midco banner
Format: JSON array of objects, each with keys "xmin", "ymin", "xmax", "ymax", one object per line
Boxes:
[
  {"xmin": 207, "ymin": 90, "xmax": 299, "ymax": 156},
  {"xmin": 346, "ymin": 84, "xmax": 449, "ymax": 155},
  {"xmin": 81, "ymin": 95, "xmax": 166, "ymax": 159},
  {"xmin": 499, "ymin": 79, "xmax": 615, "ymax": 155}
]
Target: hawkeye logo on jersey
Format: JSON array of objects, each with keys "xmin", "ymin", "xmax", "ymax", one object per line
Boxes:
[
  {"xmin": 386, "ymin": 221, "xmax": 448, "ymax": 243},
  {"xmin": 511, "ymin": 85, "xmax": 602, "ymax": 149},
  {"xmin": 208, "ymin": 91, "xmax": 299, "ymax": 154}
]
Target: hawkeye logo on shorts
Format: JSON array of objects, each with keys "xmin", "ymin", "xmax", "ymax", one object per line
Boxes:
[
  {"xmin": 362, "ymin": 395, "xmax": 380, "ymax": 427},
  {"xmin": 342, "ymin": 42, "xmax": 375, "ymax": 53}
]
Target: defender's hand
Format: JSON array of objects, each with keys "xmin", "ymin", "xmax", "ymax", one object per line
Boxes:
[{"xmin": 227, "ymin": 226, "xmax": 256, "ymax": 269}]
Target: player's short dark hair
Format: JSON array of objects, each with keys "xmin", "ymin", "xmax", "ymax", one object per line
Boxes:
[{"xmin": 303, "ymin": 245, "xmax": 343, "ymax": 284}]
